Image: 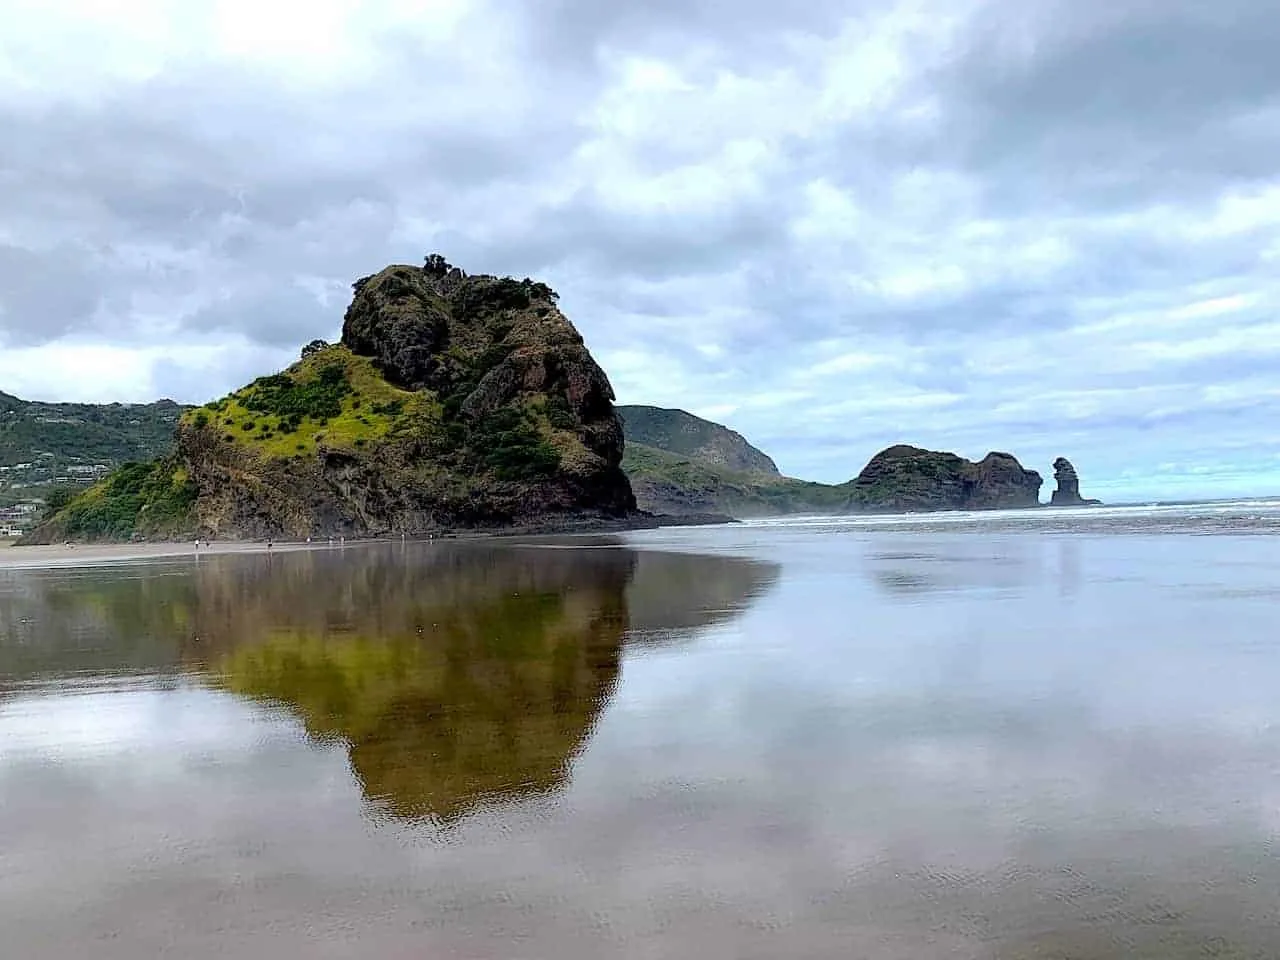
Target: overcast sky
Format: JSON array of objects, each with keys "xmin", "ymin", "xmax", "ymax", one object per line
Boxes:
[{"xmin": 2, "ymin": 0, "xmax": 1278, "ymax": 498}]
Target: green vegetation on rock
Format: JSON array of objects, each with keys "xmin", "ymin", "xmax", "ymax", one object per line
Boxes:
[
  {"xmin": 182, "ymin": 345, "xmax": 417, "ymax": 460},
  {"xmin": 31, "ymin": 458, "xmax": 197, "ymax": 541},
  {"xmin": 26, "ymin": 256, "xmax": 635, "ymax": 543},
  {"xmin": 844, "ymin": 445, "xmax": 1043, "ymax": 512}
]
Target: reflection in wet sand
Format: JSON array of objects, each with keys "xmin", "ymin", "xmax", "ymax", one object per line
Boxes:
[
  {"xmin": 201, "ymin": 548, "xmax": 631, "ymax": 823},
  {"xmin": 0, "ymin": 542, "xmax": 778, "ymax": 823},
  {"xmin": 6, "ymin": 515, "xmax": 1279, "ymax": 959}
]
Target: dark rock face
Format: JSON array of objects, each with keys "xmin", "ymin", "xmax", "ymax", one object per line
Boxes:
[
  {"xmin": 1049, "ymin": 457, "xmax": 1101, "ymax": 506},
  {"xmin": 845, "ymin": 445, "xmax": 1043, "ymax": 512}
]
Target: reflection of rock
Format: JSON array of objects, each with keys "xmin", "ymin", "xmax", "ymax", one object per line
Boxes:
[
  {"xmin": 0, "ymin": 542, "xmax": 774, "ymax": 822},
  {"xmin": 624, "ymin": 550, "xmax": 778, "ymax": 644},
  {"xmin": 867, "ymin": 546, "xmax": 1035, "ymax": 596},
  {"xmin": 195, "ymin": 547, "xmax": 633, "ymax": 822},
  {"xmin": 1049, "ymin": 457, "xmax": 1102, "ymax": 507}
]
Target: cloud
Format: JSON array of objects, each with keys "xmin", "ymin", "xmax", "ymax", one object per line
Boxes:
[{"xmin": 1, "ymin": 0, "xmax": 1278, "ymax": 498}]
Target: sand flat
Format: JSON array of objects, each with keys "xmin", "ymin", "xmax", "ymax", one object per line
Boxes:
[{"xmin": 0, "ymin": 538, "xmax": 371, "ymax": 569}]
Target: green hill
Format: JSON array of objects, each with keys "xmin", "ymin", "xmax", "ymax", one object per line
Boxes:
[
  {"xmin": 616, "ymin": 406, "xmax": 848, "ymax": 517},
  {"xmin": 622, "ymin": 441, "xmax": 848, "ymax": 517},
  {"xmin": 617, "ymin": 405, "xmax": 780, "ymax": 475},
  {"xmin": 0, "ymin": 392, "xmax": 188, "ymax": 504}
]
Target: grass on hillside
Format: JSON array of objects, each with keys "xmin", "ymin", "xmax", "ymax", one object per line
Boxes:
[
  {"xmin": 183, "ymin": 345, "xmax": 419, "ymax": 458},
  {"xmin": 184, "ymin": 343, "xmax": 565, "ymax": 482}
]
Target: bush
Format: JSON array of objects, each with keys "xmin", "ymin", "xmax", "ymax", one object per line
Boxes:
[
  {"xmin": 453, "ymin": 278, "xmax": 532, "ymax": 319},
  {"xmin": 545, "ymin": 395, "xmax": 575, "ymax": 430},
  {"xmin": 43, "ymin": 485, "xmax": 76, "ymax": 517},
  {"xmin": 242, "ymin": 362, "xmax": 351, "ymax": 422},
  {"xmin": 53, "ymin": 461, "xmax": 196, "ymax": 539},
  {"xmin": 470, "ymin": 408, "xmax": 560, "ymax": 481}
]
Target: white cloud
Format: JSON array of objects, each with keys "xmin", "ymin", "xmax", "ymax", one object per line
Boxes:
[{"xmin": 0, "ymin": 0, "xmax": 1278, "ymax": 498}]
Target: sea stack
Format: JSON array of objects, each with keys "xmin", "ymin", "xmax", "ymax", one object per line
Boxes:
[
  {"xmin": 1049, "ymin": 457, "xmax": 1101, "ymax": 506},
  {"xmin": 845, "ymin": 445, "xmax": 1043, "ymax": 512}
]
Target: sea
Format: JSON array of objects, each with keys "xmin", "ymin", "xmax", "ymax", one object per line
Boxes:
[{"xmin": 2, "ymin": 499, "xmax": 1279, "ymax": 958}]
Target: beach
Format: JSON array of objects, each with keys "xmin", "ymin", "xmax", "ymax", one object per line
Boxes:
[
  {"xmin": 3, "ymin": 502, "xmax": 1280, "ymax": 958},
  {"xmin": 0, "ymin": 537, "xmax": 369, "ymax": 569}
]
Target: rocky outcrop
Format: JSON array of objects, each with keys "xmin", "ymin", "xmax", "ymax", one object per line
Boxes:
[
  {"xmin": 1049, "ymin": 457, "xmax": 1101, "ymax": 506},
  {"xmin": 845, "ymin": 445, "xmax": 1043, "ymax": 512},
  {"xmin": 28, "ymin": 256, "xmax": 638, "ymax": 542}
]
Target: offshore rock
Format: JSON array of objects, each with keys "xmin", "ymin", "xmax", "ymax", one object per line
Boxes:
[
  {"xmin": 1049, "ymin": 456, "xmax": 1102, "ymax": 506},
  {"xmin": 845, "ymin": 445, "xmax": 1043, "ymax": 513}
]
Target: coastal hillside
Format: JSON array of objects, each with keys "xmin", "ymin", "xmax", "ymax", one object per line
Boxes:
[
  {"xmin": 614, "ymin": 408, "xmax": 1054, "ymax": 517},
  {"xmin": 622, "ymin": 440, "xmax": 849, "ymax": 517},
  {"xmin": 26, "ymin": 256, "xmax": 637, "ymax": 542},
  {"xmin": 617, "ymin": 405, "xmax": 779, "ymax": 475},
  {"xmin": 0, "ymin": 392, "xmax": 186, "ymax": 499},
  {"xmin": 616, "ymin": 405, "xmax": 849, "ymax": 517}
]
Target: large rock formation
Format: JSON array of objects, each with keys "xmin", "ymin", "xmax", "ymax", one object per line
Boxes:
[
  {"xmin": 1049, "ymin": 456, "xmax": 1101, "ymax": 506},
  {"xmin": 27, "ymin": 256, "xmax": 637, "ymax": 542},
  {"xmin": 845, "ymin": 445, "xmax": 1043, "ymax": 512}
]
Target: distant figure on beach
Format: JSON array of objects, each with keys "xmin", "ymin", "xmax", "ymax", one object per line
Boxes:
[{"xmin": 267, "ymin": 540, "xmax": 273, "ymax": 550}]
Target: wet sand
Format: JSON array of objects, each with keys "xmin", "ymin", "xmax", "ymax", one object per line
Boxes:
[
  {"xmin": 0, "ymin": 513, "xmax": 735, "ymax": 570},
  {"xmin": 3, "ymin": 506, "xmax": 1280, "ymax": 958},
  {"xmin": 0, "ymin": 538, "xmax": 371, "ymax": 569}
]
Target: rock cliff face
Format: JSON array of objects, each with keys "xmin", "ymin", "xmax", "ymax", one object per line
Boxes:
[
  {"xmin": 28, "ymin": 256, "xmax": 637, "ymax": 542},
  {"xmin": 1049, "ymin": 456, "xmax": 1101, "ymax": 506},
  {"xmin": 845, "ymin": 445, "xmax": 1043, "ymax": 512}
]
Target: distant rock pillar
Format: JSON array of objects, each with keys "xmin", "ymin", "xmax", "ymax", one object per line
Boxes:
[{"xmin": 1049, "ymin": 457, "xmax": 1095, "ymax": 506}]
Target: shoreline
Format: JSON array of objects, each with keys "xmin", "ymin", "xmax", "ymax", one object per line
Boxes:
[
  {"xmin": 0, "ymin": 538, "xmax": 379, "ymax": 570},
  {"xmin": 0, "ymin": 512, "xmax": 737, "ymax": 570}
]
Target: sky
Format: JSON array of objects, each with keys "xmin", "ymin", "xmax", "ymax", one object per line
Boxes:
[{"xmin": 1, "ymin": 0, "xmax": 1279, "ymax": 500}]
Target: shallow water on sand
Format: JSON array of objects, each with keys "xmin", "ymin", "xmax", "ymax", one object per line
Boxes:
[{"xmin": 2, "ymin": 504, "xmax": 1279, "ymax": 958}]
